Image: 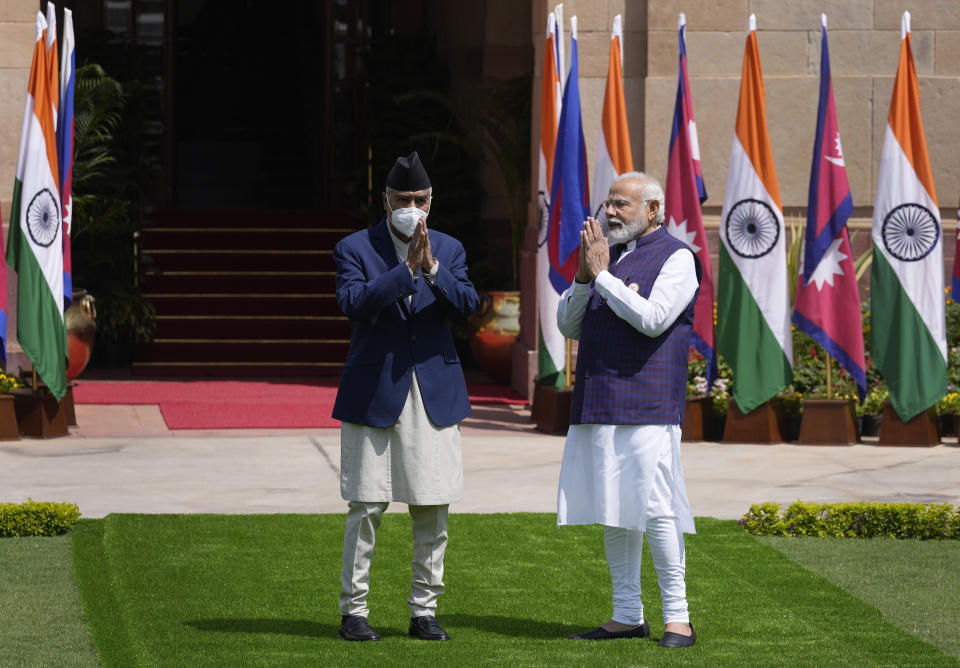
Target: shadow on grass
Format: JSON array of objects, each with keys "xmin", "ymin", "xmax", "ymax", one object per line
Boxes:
[
  {"xmin": 185, "ymin": 619, "xmax": 337, "ymax": 638},
  {"xmin": 441, "ymin": 614, "xmax": 583, "ymax": 639},
  {"xmin": 186, "ymin": 616, "xmax": 586, "ymax": 641}
]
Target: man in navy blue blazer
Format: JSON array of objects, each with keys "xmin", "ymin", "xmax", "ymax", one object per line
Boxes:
[{"xmin": 332, "ymin": 152, "xmax": 479, "ymax": 643}]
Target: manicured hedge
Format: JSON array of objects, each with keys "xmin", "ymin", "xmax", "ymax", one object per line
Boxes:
[
  {"xmin": 0, "ymin": 500, "xmax": 81, "ymax": 537},
  {"xmin": 741, "ymin": 501, "xmax": 960, "ymax": 539}
]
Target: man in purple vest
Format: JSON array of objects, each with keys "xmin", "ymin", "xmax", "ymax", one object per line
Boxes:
[{"xmin": 557, "ymin": 172, "xmax": 700, "ymax": 648}]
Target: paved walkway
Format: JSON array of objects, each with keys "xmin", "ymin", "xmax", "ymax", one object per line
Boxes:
[{"xmin": 0, "ymin": 403, "xmax": 957, "ymax": 520}]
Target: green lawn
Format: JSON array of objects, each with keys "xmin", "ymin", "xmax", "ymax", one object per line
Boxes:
[
  {"xmin": 0, "ymin": 536, "xmax": 99, "ymax": 667},
  {"xmin": 58, "ymin": 514, "xmax": 957, "ymax": 667},
  {"xmin": 760, "ymin": 535, "xmax": 960, "ymax": 660}
]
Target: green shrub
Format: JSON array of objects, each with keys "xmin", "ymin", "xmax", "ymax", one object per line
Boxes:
[
  {"xmin": 0, "ymin": 500, "xmax": 81, "ymax": 537},
  {"xmin": 741, "ymin": 501, "xmax": 960, "ymax": 540}
]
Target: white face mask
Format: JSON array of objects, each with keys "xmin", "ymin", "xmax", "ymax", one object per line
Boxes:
[{"xmin": 386, "ymin": 197, "xmax": 427, "ymax": 238}]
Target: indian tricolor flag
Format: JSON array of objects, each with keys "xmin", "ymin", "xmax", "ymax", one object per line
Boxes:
[
  {"xmin": 45, "ymin": 2, "xmax": 58, "ymax": 129},
  {"xmin": 7, "ymin": 12, "xmax": 67, "ymax": 400},
  {"xmin": 871, "ymin": 11, "xmax": 946, "ymax": 421},
  {"xmin": 537, "ymin": 5, "xmax": 565, "ymax": 387},
  {"xmin": 717, "ymin": 14, "xmax": 791, "ymax": 414},
  {"xmin": 590, "ymin": 13, "xmax": 632, "ymax": 220}
]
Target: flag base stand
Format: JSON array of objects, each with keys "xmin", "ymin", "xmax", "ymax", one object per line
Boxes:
[
  {"xmin": 533, "ymin": 385, "xmax": 572, "ymax": 435},
  {"xmin": 12, "ymin": 388, "xmax": 69, "ymax": 439},
  {"xmin": 682, "ymin": 397, "xmax": 714, "ymax": 441},
  {"xmin": 0, "ymin": 394, "xmax": 21, "ymax": 441},
  {"xmin": 64, "ymin": 384, "xmax": 77, "ymax": 427},
  {"xmin": 797, "ymin": 399, "xmax": 858, "ymax": 445},
  {"xmin": 722, "ymin": 399, "xmax": 784, "ymax": 444},
  {"xmin": 877, "ymin": 401, "xmax": 939, "ymax": 446}
]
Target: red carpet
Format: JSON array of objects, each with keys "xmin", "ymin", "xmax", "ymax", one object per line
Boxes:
[{"xmin": 72, "ymin": 379, "xmax": 527, "ymax": 430}]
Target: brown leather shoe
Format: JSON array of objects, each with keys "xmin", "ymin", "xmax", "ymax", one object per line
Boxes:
[{"xmin": 338, "ymin": 615, "xmax": 380, "ymax": 641}]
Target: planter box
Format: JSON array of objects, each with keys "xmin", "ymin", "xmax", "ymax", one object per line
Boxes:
[
  {"xmin": 682, "ymin": 397, "xmax": 713, "ymax": 441},
  {"xmin": 12, "ymin": 389, "xmax": 69, "ymax": 439},
  {"xmin": 878, "ymin": 401, "xmax": 938, "ymax": 447},
  {"xmin": 723, "ymin": 399, "xmax": 784, "ymax": 444},
  {"xmin": 533, "ymin": 385, "xmax": 572, "ymax": 435},
  {"xmin": 0, "ymin": 394, "xmax": 20, "ymax": 441},
  {"xmin": 63, "ymin": 384, "xmax": 77, "ymax": 427},
  {"xmin": 797, "ymin": 399, "xmax": 858, "ymax": 445}
]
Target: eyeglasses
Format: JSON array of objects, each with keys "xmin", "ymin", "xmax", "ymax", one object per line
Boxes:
[{"xmin": 602, "ymin": 198, "xmax": 647, "ymax": 211}]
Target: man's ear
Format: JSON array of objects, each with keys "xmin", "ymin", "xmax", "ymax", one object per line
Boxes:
[{"xmin": 648, "ymin": 199, "xmax": 660, "ymax": 221}]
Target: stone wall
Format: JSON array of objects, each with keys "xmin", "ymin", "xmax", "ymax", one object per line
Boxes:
[
  {"xmin": 0, "ymin": 0, "xmax": 36, "ymax": 372},
  {"xmin": 0, "ymin": 0, "xmax": 34, "ymax": 220}
]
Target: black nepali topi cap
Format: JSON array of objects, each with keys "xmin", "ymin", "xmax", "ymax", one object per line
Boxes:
[{"xmin": 386, "ymin": 151, "xmax": 431, "ymax": 191}]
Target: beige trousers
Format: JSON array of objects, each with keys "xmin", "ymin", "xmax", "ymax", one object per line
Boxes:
[{"xmin": 339, "ymin": 501, "xmax": 449, "ymax": 618}]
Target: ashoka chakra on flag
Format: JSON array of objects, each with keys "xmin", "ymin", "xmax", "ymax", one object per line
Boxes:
[
  {"xmin": 724, "ymin": 198, "xmax": 779, "ymax": 258},
  {"xmin": 27, "ymin": 187, "xmax": 60, "ymax": 248},
  {"xmin": 881, "ymin": 202, "xmax": 939, "ymax": 262}
]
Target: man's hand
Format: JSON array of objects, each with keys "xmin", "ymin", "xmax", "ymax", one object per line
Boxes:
[
  {"xmin": 407, "ymin": 218, "xmax": 427, "ymax": 272},
  {"xmin": 419, "ymin": 219, "xmax": 437, "ymax": 272},
  {"xmin": 580, "ymin": 217, "xmax": 609, "ymax": 281}
]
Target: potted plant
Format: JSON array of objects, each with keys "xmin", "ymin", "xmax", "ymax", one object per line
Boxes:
[
  {"xmin": 860, "ymin": 384, "xmax": 888, "ymax": 437},
  {"xmin": 935, "ymin": 390, "xmax": 959, "ymax": 438},
  {"xmin": 710, "ymin": 383, "xmax": 730, "ymax": 442},
  {"xmin": 779, "ymin": 387, "xmax": 803, "ymax": 442},
  {"xmin": 70, "ymin": 63, "xmax": 157, "ymax": 370}
]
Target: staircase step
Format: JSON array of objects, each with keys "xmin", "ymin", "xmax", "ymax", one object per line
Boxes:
[
  {"xmin": 132, "ymin": 362, "xmax": 343, "ymax": 378},
  {"xmin": 146, "ymin": 208, "xmax": 367, "ymax": 229},
  {"xmin": 154, "ymin": 315, "xmax": 350, "ymax": 340},
  {"xmin": 134, "ymin": 340, "xmax": 349, "ymax": 364},
  {"xmin": 142, "ymin": 227, "xmax": 353, "ymax": 251},
  {"xmin": 145, "ymin": 250, "xmax": 336, "ymax": 272},
  {"xmin": 143, "ymin": 272, "xmax": 336, "ymax": 293},
  {"xmin": 144, "ymin": 294, "xmax": 340, "ymax": 317}
]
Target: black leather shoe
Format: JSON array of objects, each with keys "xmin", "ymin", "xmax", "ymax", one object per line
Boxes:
[
  {"xmin": 659, "ymin": 623, "xmax": 696, "ymax": 648},
  {"xmin": 408, "ymin": 615, "xmax": 451, "ymax": 641},
  {"xmin": 338, "ymin": 615, "xmax": 380, "ymax": 641},
  {"xmin": 569, "ymin": 621, "xmax": 650, "ymax": 640}
]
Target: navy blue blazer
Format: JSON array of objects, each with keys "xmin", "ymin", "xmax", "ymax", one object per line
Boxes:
[{"xmin": 331, "ymin": 217, "xmax": 480, "ymax": 427}]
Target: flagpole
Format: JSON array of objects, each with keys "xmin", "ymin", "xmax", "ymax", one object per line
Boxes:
[
  {"xmin": 564, "ymin": 339, "xmax": 572, "ymax": 387},
  {"xmin": 825, "ymin": 353, "xmax": 833, "ymax": 399}
]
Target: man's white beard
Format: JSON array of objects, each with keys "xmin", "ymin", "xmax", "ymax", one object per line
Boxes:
[{"xmin": 606, "ymin": 215, "xmax": 648, "ymax": 245}]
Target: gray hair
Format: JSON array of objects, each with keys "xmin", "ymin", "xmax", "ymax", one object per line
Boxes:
[
  {"xmin": 386, "ymin": 186, "xmax": 433, "ymax": 196},
  {"xmin": 612, "ymin": 171, "xmax": 665, "ymax": 225}
]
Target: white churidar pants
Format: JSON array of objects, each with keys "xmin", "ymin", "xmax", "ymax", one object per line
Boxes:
[
  {"xmin": 340, "ymin": 501, "xmax": 448, "ymax": 618},
  {"xmin": 557, "ymin": 423, "xmax": 693, "ymax": 625}
]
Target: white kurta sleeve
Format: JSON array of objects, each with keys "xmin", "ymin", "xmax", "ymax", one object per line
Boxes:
[
  {"xmin": 556, "ymin": 279, "xmax": 592, "ymax": 339},
  {"xmin": 593, "ymin": 248, "xmax": 698, "ymax": 337}
]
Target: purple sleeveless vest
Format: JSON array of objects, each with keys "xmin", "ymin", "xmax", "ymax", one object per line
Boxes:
[{"xmin": 569, "ymin": 226, "xmax": 699, "ymax": 426}]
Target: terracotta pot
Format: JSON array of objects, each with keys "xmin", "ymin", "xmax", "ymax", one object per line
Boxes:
[
  {"xmin": 468, "ymin": 291, "xmax": 519, "ymax": 385},
  {"xmin": 66, "ymin": 290, "xmax": 97, "ymax": 380}
]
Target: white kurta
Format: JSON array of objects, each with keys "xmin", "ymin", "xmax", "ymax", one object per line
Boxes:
[
  {"xmin": 339, "ymin": 229, "xmax": 463, "ymax": 506},
  {"xmin": 556, "ymin": 239, "xmax": 697, "ymax": 532}
]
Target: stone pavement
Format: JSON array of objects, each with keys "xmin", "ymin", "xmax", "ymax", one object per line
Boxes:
[{"xmin": 0, "ymin": 402, "xmax": 957, "ymax": 520}]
